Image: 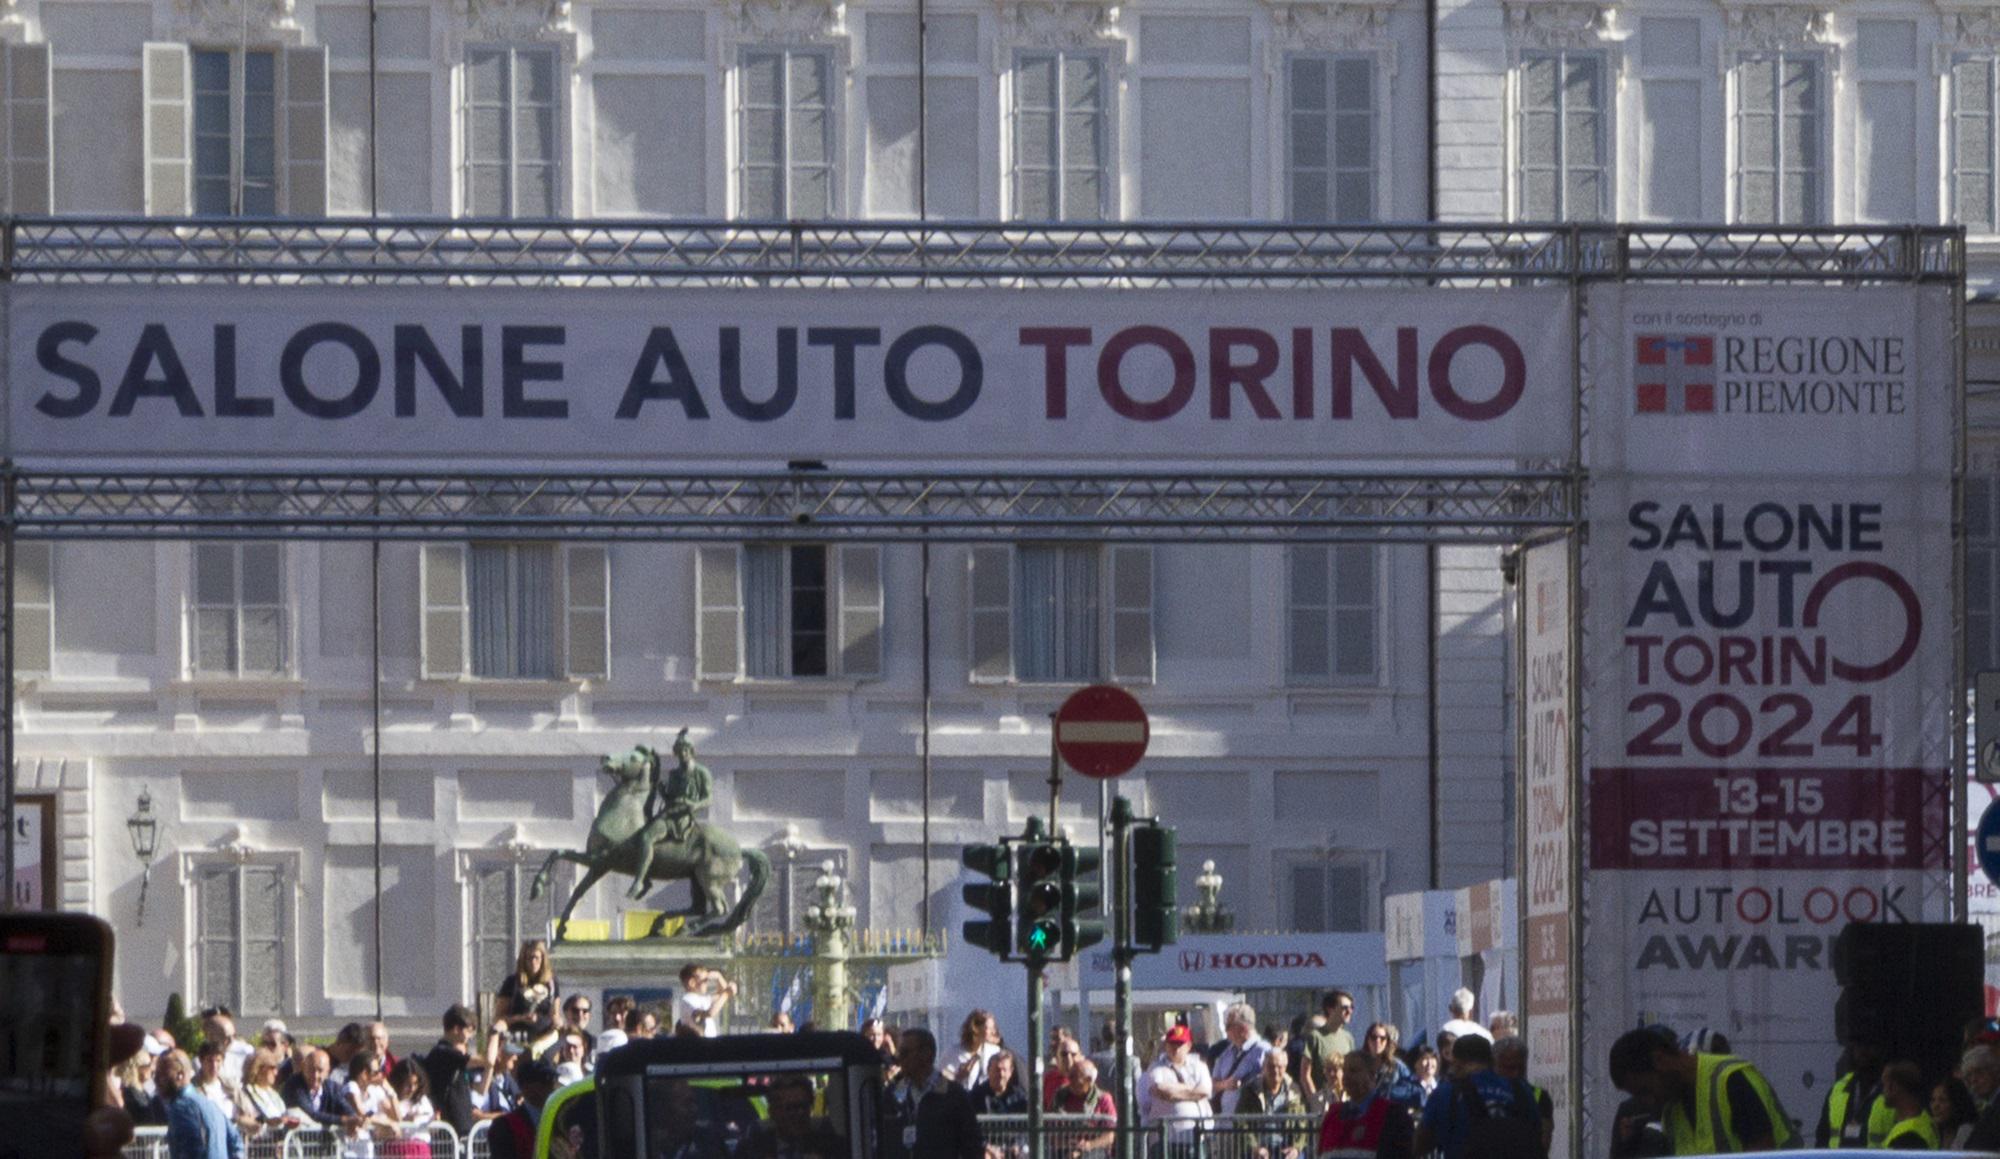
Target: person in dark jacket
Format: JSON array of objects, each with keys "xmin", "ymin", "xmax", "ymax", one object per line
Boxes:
[
  {"xmin": 279, "ymin": 1048, "xmax": 358, "ymax": 1131},
  {"xmin": 421, "ymin": 1004, "xmax": 478, "ymax": 1135},
  {"xmin": 489, "ymin": 1059, "xmax": 560, "ymax": 1159},
  {"xmin": 970, "ymin": 1050, "xmax": 1031, "ymax": 1115},
  {"xmin": 882, "ymin": 1028, "xmax": 985, "ymax": 1159}
]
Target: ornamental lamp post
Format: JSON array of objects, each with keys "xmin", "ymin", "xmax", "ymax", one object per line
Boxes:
[
  {"xmin": 802, "ymin": 860, "xmax": 858, "ymax": 1027},
  {"xmin": 127, "ymin": 786, "xmax": 159, "ymax": 926},
  {"xmin": 1183, "ymin": 859, "xmax": 1234, "ymax": 934}
]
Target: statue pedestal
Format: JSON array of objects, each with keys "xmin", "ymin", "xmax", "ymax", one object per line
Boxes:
[{"xmin": 552, "ymin": 938, "xmax": 737, "ymax": 992}]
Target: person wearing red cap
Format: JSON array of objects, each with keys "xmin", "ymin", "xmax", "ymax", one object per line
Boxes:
[{"xmin": 1139, "ymin": 1024, "xmax": 1213, "ymax": 1150}]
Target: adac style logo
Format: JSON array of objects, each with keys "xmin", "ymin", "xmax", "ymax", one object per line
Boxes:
[{"xmin": 1634, "ymin": 335, "xmax": 1716, "ymax": 416}]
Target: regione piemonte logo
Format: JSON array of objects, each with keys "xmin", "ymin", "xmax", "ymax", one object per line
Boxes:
[{"xmin": 1635, "ymin": 335, "xmax": 1716, "ymax": 415}]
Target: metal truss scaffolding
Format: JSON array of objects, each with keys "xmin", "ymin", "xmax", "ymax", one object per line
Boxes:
[{"xmin": 0, "ymin": 219, "xmax": 1964, "ymax": 541}]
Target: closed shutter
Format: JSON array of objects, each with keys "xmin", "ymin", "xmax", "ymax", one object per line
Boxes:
[
  {"xmin": 421, "ymin": 544, "xmax": 469, "ymax": 679},
  {"xmin": 968, "ymin": 546, "xmax": 1012, "ymax": 683},
  {"xmin": 142, "ymin": 43, "xmax": 192, "ymax": 216},
  {"xmin": 564, "ymin": 545, "xmax": 609, "ymax": 679},
  {"xmin": 240, "ymin": 864, "xmax": 284, "ymax": 1015},
  {"xmin": 281, "ymin": 46, "xmax": 328, "ymax": 215},
  {"xmin": 196, "ymin": 866, "xmax": 238, "ymax": 1008},
  {"xmin": 238, "ymin": 543, "xmax": 285, "ymax": 676},
  {"xmin": 1957, "ymin": 59, "xmax": 1996, "ymax": 232},
  {"xmin": 838, "ymin": 545, "xmax": 883, "ymax": 678},
  {"xmin": 1108, "ymin": 545, "xmax": 1154, "ymax": 685},
  {"xmin": 695, "ymin": 546, "xmax": 742, "ymax": 680},
  {"xmin": 472, "ymin": 863, "xmax": 518, "ymax": 999},
  {"xmin": 4, "ymin": 43, "xmax": 52, "ymax": 214}
]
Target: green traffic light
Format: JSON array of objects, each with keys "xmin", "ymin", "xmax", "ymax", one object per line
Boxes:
[{"xmin": 1030, "ymin": 926, "xmax": 1051, "ymax": 950}]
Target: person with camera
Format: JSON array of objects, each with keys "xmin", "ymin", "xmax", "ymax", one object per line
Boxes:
[{"xmin": 673, "ymin": 963, "xmax": 737, "ymax": 1038}]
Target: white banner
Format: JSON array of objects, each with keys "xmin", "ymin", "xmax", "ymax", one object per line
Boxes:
[
  {"xmin": 3, "ymin": 285, "xmax": 1574, "ymax": 464},
  {"xmin": 1522, "ymin": 538, "xmax": 1575, "ymax": 1159},
  {"xmin": 1581, "ymin": 286, "xmax": 1955, "ymax": 1150},
  {"xmin": 1080, "ymin": 932, "xmax": 1387, "ymax": 989}
]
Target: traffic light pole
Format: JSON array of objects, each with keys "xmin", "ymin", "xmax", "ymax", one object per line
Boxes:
[
  {"xmin": 1027, "ymin": 959, "xmax": 1046, "ymax": 1159},
  {"xmin": 1110, "ymin": 793, "xmax": 1136, "ymax": 1159}
]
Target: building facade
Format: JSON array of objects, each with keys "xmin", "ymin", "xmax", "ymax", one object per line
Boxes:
[{"xmin": 3, "ymin": 0, "xmax": 1993, "ymax": 1027}]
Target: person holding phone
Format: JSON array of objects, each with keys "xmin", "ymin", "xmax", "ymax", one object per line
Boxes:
[{"xmin": 234, "ymin": 1050, "xmax": 290, "ymax": 1138}]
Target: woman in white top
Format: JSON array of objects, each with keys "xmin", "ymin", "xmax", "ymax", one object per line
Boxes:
[
  {"xmin": 233, "ymin": 1049, "xmax": 292, "ymax": 1137},
  {"xmin": 942, "ymin": 1008, "xmax": 1002, "ymax": 1089},
  {"xmin": 342, "ymin": 1050, "xmax": 397, "ymax": 1159},
  {"xmin": 386, "ymin": 1058, "xmax": 437, "ymax": 1157}
]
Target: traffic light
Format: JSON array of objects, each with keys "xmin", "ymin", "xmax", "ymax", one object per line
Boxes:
[
  {"xmin": 1132, "ymin": 823, "xmax": 1179, "ymax": 950},
  {"xmin": 1063, "ymin": 844, "xmax": 1106, "ymax": 955},
  {"xmin": 961, "ymin": 841, "xmax": 1012, "ymax": 958},
  {"xmin": 1017, "ymin": 840, "xmax": 1065, "ymax": 960}
]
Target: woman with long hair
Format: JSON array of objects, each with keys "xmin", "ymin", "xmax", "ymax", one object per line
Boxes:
[
  {"xmin": 342, "ymin": 1049, "xmax": 397, "ymax": 1159},
  {"xmin": 385, "ymin": 1058, "xmax": 436, "ymax": 1158},
  {"xmin": 942, "ymin": 1008, "xmax": 1002, "ymax": 1088},
  {"xmin": 1932, "ymin": 1076, "xmax": 1979, "ymax": 1150},
  {"xmin": 495, "ymin": 938, "xmax": 558, "ymax": 1026},
  {"xmin": 233, "ymin": 1049, "xmax": 290, "ymax": 1137}
]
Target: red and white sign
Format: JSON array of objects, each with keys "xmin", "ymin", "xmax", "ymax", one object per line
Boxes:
[{"xmin": 1055, "ymin": 684, "xmax": 1149, "ymax": 779}]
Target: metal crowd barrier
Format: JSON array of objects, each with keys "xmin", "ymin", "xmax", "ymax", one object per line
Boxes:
[
  {"xmin": 975, "ymin": 1113, "xmax": 1322, "ymax": 1159},
  {"xmin": 279, "ymin": 1121, "xmax": 462, "ymax": 1158},
  {"xmin": 463, "ymin": 1119, "xmax": 491, "ymax": 1159}
]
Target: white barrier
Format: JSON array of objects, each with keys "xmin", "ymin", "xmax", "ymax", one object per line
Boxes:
[
  {"xmin": 278, "ymin": 1121, "xmax": 461, "ymax": 1159},
  {"xmin": 463, "ymin": 1119, "xmax": 491, "ymax": 1159}
]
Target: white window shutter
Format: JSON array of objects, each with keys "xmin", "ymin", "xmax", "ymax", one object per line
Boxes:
[
  {"xmin": 837, "ymin": 545, "xmax": 883, "ymax": 679},
  {"xmin": 1108, "ymin": 545, "xmax": 1155, "ymax": 685},
  {"xmin": 695, "ymin": 546, "xmax": 743, "ymax": 681},
  {"xmin": 563, "ymin": 545, "xmax": 609, "ymax": 680},
  {"xmin": 968, "ymin": 546, "xmax": 1013, "ymax": 683},
  {"xmin": 421, "ymin": 544, "xmax": 468, "ymax": 679},
  {"xmin": 142, "ymin": 42, "xmax": 192, "ymax": 216},
  {"xmin": 3, "ymin": 44, "xmax": 52, "ymax": 214},
  {"xmin": 281, "ymin": 45, "xmax": 328, "ymax": 216}
]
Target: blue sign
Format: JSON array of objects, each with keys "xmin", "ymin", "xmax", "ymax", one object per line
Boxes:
[{"xmin": 1977, "ymin": 798, "xmax": 2000, "ymax": 887}]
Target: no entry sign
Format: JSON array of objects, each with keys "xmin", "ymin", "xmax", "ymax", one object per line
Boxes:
[{"xmin": 1055, "ymin": 684, "xmax": 1149, "ymax": 778}]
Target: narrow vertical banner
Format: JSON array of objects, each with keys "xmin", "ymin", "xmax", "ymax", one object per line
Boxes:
[
  {"xmin": 1581, "ymin": 284, "xmax": 1955, "ymax": 1149},
  {"xmin": 1522, "ymin": 537, "xmax": 1575, "ymax": 1159}
]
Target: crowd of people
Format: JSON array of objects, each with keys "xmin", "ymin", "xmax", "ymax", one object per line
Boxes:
[{"xmin": 88, "ymin": 943, "xmax": 2000, "ymax": 1159}]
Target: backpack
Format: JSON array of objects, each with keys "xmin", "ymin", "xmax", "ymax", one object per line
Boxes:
[{"xmin": 1453, "ymin": 1074, "xmax": 1544, "ymax": 1159}]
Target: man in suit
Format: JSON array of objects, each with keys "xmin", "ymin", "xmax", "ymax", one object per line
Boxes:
[
  {"xmin": 158, "ymin": 1049, "xmax": 243, "ymax": 1159},
  {"xmin": 490, "ymin": 1060, "xmax": 561, "ymax": 1159},
  {"xmin": 280, "ymin": 1048, "xmax": 361, "ymax": 1132},
  {"xmin": 881, "ymin": 1028, "xmax": 983, "ymax": 1159}
]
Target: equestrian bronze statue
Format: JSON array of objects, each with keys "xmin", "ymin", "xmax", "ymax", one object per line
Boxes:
[{"xmin": 531, "ymin": 732, "xmax": 771, "ymax": 941}]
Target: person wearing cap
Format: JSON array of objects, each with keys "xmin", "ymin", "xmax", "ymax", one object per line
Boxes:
[
  {"xmin": 489, "ymin": 1059, "xmax": 560, "ymax": 1159},
  {"xmin": 1140, "ymin": 1024, "xmax": 1213, "ymax": 1150},
  {"xmin": 1607, "ymin": 1026, "xmax": 1796, "ymax": 1153}
]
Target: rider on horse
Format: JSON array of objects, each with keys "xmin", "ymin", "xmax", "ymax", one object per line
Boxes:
[{"xmin": 642, "ymin": 729, "xmax": 713, "ymax": 846}]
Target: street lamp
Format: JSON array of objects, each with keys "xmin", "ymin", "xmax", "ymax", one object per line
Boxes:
[{"xmin": 127, "ymin": 786, "xmax": 159, "ymax": 926}]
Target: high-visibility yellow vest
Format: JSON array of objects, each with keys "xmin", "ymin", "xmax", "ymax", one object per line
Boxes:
[
  {"xmin": 1827, "ymin": 1073, "xmax": 1897, "ymax": 1148},
  {"xmin": 1662, "ymin": 1053, "xmax": 1799, "ymax": 1155},
  {"xmin": 1876, "ymin": 1113, "xmax": 1939, "ymax": 1150}
]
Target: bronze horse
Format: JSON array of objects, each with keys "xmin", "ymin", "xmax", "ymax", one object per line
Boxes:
[{"xmin": 530, "ymin": 746, "xmax": 770, "ymax": 941}]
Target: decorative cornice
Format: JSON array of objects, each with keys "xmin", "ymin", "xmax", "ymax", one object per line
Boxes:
[
  {"xmin": 457, "ymin": 0, "xmax": 573, "ymax": 41},
  {"xmin": 170, "ymin": 0, "xmax": 301, "ymax": 44},
  {"xmin": 998, "ymin": 0, "xmax": 1120, "ymax": 50},
  {"xmin": 1267, "ymin": 2, "xmax": 1394, "ymax": 53},
  {"xmin": 1946, "ymin": 11, "xmax": 2000, "ymax": 54},
  {"xmin": 1504, "ymin": 2, "xmax": 1610, "ymax": 50},
  {"xmin": 1720, "ymin": 4, "xmax": 1829, "ymax": 52},
  {"xmin": 729, "ymin": 0, "xmax": 845, "ymax": 43}
]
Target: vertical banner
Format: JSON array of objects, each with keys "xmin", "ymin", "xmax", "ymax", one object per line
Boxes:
[
  {"xmin": 1523, "ymin": 538, "xmax": 1576, "ymax": 1159},
  {"xmin": 1582, "ymin": 285, "xmax": 1955, "ymax": 1150}
]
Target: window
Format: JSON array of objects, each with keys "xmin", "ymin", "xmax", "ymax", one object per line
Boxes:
[
  {"xmin": 464, "ymin": 45, "xmax": 560, "ymax": 216},
  {"xmin": 1635, "ymin": 17, "xmax": 1703, "ymax": 222},
  {"xmin": 420, "ymin": 544, "xmax": 609, "ymax": 680},
  {"xmin": 1971, "ymin": 476, "xmax": 2000, "ymax": 675},
  {"xmin": 695, "ymin": 545, "xmax": 882, "ymax": 680},
  {"xmin": 968, "ymin": 545, "xmax": 1152, "ymax": 684},
  {"xmin": 193, "ymin": 49, "xmax": 276, "ymax": 215},
  {"xmin": 142, "ymin": 43, "xmax": 326, "ymax": 217},
  {"xmin": 1954, "ymin": 57, "xmax": 2000, "ymax": 233},
  {"xmin": 739, "ymin": 48, "xmax": 835, "ymax": 218},
  {"xmin": 190, "ymin": 543, "xmax": 286, "ymax": 678},
  {"xmin": 1517, "ymin": 51, "xmax": 1607, "ymax": 221},
  {"xmin": 469, "ymin": 858, "xmax": 564, "ymax": 999},
  {"xmin": 194, "ymin": 861, "xmax": 285, "ymax": 1017},
  {"xmin": 1287, "ymin": 56, "xmax": 1375, "ymax": 223},
  {"xmin": 12, "ymin": 542, "xmax": 51, "ymax": 675},
  {"xmin": 1287, "ymin": 545, "xmax": 1378, "ymax": 684},
  {"xmin": 1734, "ymin": 52, "xmax": 1822, "ymax": 224},
  {"xmin": 1, "ymin": 43, "xmax": 51, "ymax": 214},
  {"xmin": 1013, "ymin": 51, "xmax": 1107, "ymax": 221},
  {"xmin": 1283, "ymin": 856, "xmax": 1374, "ymax": 933}
]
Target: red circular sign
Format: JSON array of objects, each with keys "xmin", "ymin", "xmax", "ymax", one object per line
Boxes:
[{"xmin": 1055, "ymin": 684, "xmax": 1150, "ymax": 779}]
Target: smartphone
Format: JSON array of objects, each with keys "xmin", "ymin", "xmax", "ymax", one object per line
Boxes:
[{"xmin": 0, "ymin": 913, "xmax": 114, "ymax": 1159}]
